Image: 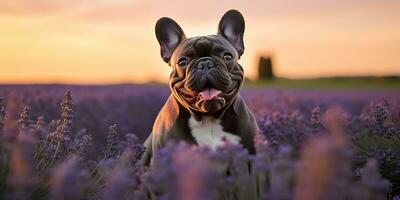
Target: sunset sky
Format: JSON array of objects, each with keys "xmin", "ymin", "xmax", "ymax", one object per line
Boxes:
[{"xmin": 0, "ymin": 0, "xmax": 399, "ymax": 84}]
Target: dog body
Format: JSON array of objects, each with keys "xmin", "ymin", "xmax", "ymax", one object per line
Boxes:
[{"xmin": 143, "ymin": 10, "xmax": 258, "ymax": 164}]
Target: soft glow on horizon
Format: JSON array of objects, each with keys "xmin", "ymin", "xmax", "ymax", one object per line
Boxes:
[{"xmin": 0, "ymin": 0, "xmax": 399, "ymax": 84}]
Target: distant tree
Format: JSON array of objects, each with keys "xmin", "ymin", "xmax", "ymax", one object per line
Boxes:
[{"xmin": 258, "ymin": 56, "xmax": 274, "ymax": 80}]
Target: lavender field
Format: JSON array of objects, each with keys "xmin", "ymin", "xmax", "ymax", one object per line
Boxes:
[{"xmin": 0, "ymin": 84, "xmax": 400, "ymax": 199}]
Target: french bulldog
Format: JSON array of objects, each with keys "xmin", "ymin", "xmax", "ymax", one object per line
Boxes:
[{"xmin": 142, "ymin": 10, "xmax": 259, "ymax": 165}]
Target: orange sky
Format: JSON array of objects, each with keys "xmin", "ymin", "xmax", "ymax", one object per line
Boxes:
[{"xmin": 0, "ymin": 0, "xmax": 399, "ymax": 84}]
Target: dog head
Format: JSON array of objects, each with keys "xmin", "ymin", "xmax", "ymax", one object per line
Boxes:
[{"xmin": 155, "ymin": 10, "xmax": 245, "ymax": 115}]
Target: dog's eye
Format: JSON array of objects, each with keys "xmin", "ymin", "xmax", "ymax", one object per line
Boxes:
[
  {"xmin": 177, "ymin": 58, "xmax": 188, "ymax": 67},
  {"xmin": 223, "ymin": 53, "xmax": 233, "ymax": 61}
]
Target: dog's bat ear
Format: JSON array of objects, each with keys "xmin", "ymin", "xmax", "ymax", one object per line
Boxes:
[
  {"xmin": 155, "ymin": 17, "xmax": 186, "ymax": 63},
  {"xmin": 218, "ymin": 10, "xmax": 245, "ymax": 57}
]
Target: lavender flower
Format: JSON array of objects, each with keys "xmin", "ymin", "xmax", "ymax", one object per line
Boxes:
[
  {"xmin": 36, "ymin": 92, "xmax": 76, "ymax": 169},
  {"xmin": 69, "ymin": 129, "xmax": 93, "ymax": 157},
  {"xmin": 374, "ymin": 103, "xmax": 390, "ymax": 137},
  {"xmin": 48, "ymin": 119, "xmax": 59, "ymax": 133},
  {"xmin": 47, "ymin": 91, "xmax": 75, "ymax": 164},
  {"xmin": 104, "ymin": 124, "xmax": 120, "ymax": 159},
  {"xmin": 295, "ymin": 107, "xmax": 353, "ymax": 200},
  {"xmin": 350, "ymin": 159, "xmax": 391, "ymax": 200},
  {"xmin": 216, "ymin": 142, "xmax": 257, "ymax": 200},
  {"xmin": 17, "ymin": 106, "xmax": 32, "ymax": 131},
  {"xmin": 173, "ymin": 146, "xmax": 219, "ymax": 200},
  {"xmin": 50, "ymin": 156, "xmax": 91, "ymax": 200},
  {"xmin": 60, "ymin": 91, "xmax": 73, "ymax": 136},
  {"xmin": 295, "ymin": 137, "xmax": 348, "ymax": 200},
  {"xmin": 123, "ymin": 133, "xmax": 145, "ymax": 163},
  {"xmin": 100, "ymin": 167, "xmax": 131, "ymax": 200},
  {"xmin": 252, "ymin": 134, "xmax": 271, "ymax": 199},
  {"xmin": 146, "ymin": 142, "xmax": 219, "ymax": 200},
  {"xmin": 258, "ymin": 111, "xmax": 310, "ymax": 149},
  {"xmin": 253, "ymin": 134, "xmax": 271, "ymax": 172},
  {"xmin": 35, "ymin": 116, "xmax": 46, "ymax": 130},
  {"xmin": 266, "ymin": 145, "xmax": 295, "ymax": 200},
  {"xmin": 310, "ymin": 106, "xmax": 321, "ymax": 132},
  {"xmin": 0, "ymin": 98, "xmax": 5, "ymax": 134},
  {"xmin": 7, "ymin": 129, "xmax": 38, "ymax": 200}
]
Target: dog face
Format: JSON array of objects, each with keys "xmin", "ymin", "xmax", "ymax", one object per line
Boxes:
[{"xmin": 155, "ymin": 10, "xmax": 245, "ymax": 114}]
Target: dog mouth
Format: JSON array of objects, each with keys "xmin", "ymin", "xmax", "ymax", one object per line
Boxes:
[
  {"xmin": 179, "ymin": 87, "xmax": 236, "ymax": 101},
  {"xmin": 196, "ymin": 87, "xmax": 225, "ymax": 107},
  {"xmin": 177, "ymin": 86, "xmax": 237, "ymax": 113}
]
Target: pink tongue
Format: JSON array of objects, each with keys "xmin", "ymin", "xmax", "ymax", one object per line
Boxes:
[{"xmin": 199, "ymin": 88, "xmax": 222, "ymax": 100}]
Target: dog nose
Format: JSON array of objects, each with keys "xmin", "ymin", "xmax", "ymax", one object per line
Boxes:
[{"xmin": 196, "ymin": 57, "xmax": 215, "ymax": 70}]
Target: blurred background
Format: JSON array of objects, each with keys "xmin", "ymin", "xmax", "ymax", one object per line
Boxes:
[{"xmin": 0, "ymin": 0, "xmax": 399, "ymax": 86}]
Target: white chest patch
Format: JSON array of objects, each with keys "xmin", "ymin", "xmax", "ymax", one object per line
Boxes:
[{"xmin": 188, "ymin": 116, "xmax": 241, "ymax": 149}]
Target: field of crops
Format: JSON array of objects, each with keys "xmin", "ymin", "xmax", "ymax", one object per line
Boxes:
[{"xmin": 0, "ymin": 84, "xmax": 399, "ymax": 199}]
